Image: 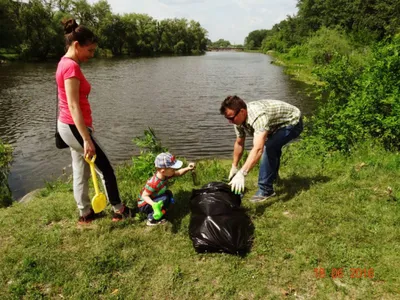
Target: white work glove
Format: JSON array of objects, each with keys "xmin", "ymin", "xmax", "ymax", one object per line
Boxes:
[
  {"xmin": 188, "ymin": 162, "xmax": 196, "ymax": 170},
  {"xmin": 228, "ymin": 165, "xmax": 239, "ymax": 181},
  {"xmin": 229, "ymin": 170, "xmax": 245, "ymax": 194}
]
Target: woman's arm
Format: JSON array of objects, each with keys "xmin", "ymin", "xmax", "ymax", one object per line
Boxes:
[{"xmin": 65, "ymin": 77, "xmax": 95, "ymax": 157}]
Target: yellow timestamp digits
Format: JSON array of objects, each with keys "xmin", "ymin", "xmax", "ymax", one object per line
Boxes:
[{"xmin": 314, "ymin": 268, "xmax": 374, "ymax": 279}]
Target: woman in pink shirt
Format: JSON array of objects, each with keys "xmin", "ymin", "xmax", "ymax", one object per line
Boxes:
[{"xmin": 56, "ymin": 19, "xmax": 134, "ymax": 223}]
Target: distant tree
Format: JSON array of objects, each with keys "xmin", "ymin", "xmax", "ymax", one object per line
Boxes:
[
  {"xmin": 56, "ymin": 0, "xmax": 73, "ymax": 14},
  {"xmin": 135, "ymin": 14, "xmax": 158, "ymax": 55},
  {"xmin": 244, "ymin": 29, "xmax": 268, "ymax": 49},
  {"xmin": 187, "ymin": 20, "xmax": 207, "ymax": 54},
  {"xmin": 296, "ymin": 0, "xmax": 400, "ymax": 42},
  {"xmin": 211, "ymin": 39, "xmax": 231, "ymax": 48},
  {"xmin": 98, "ymin": 14, "xmax": 126, "ymax": 55},
  {"xmin": 18, "ymin": 0, "xmax": 60, "ymax": 60},
  {"xmin": 0, "ymin": 0, "xmax": 208, "ymax": 59},
  {"xmin": 0, "ymin": 0, "xmax": 18, "ymax": 49},
  {"xmin": 121, "ymin": 13, "xmax": 139, "ymax": 55},
  {"xmin": 92, "ymin": 0, "xmax": 112, "ymax": 26},
  {"xmin": 70, "ymin": 0, "xmax": 94, "ymax": 27}
]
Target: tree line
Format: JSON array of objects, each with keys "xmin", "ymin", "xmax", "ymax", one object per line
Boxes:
[
  {"xmin": 243, "ymin": 0, "xmax": 400, "ymax": 152},
  {"xmin": 206, "ymin": 39, "xmax": 243, "ymax": 49},
  {"xmin": 244, "ymin": 0, "xmax": 399, "ymax": 52},
  {"xmin": 0, "ymin": 0, "xmax": 208, "ymax": 60}
]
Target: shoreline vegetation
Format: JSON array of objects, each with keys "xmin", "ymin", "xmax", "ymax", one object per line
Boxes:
[
  {"xmin": 266, "ymin": 50, "xmax": 322, "ymax": 86},
  {"xmin": 1, "ymin": 74, "xmax": 399, "ymax": 297},
  {"xmin": 0, "ymin": 49, "xmax": 208, "ymax": 63},
  {"xmin": 1, "ymin": 31, "xmax": 400, "ymax": 300},
  {"xmin": 2, "ymin": 0, "xmax": 400, "ymax": 297},
  {"xmin": 1, "ymin": 133, "xmax": 399, "ymax": 298},
  {"xmin": 0, "ymin": 1, "xmax": 209, "ymax": 62}
]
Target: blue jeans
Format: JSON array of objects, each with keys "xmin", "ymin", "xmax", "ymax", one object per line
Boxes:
[
  {"xmin": 138, "ymin": 190, "xmax": 174, "ymax": 221},
  {"xmin": 256, "ymin": 118, "xmax": 303, "ymax": 196}
]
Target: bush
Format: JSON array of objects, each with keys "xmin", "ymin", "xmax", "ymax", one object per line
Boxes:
[
  {"xmin": 287, "ymin": 44, "xmax": 308, "ymax": 59},
  {"xmin": 309, "ymin": 35, "xmax": 400, "ymax": 151},
  {"xmin": 131, "ymin": 128, "xmax": 168, "ymax": 181},
  {"xmin": 0, "ymin": 140, "xmax": 13, "ymax": 207},
  {"xmin": 348, "ymin": 35, "xmax": 400, "ymax": 150},
  {"xmin": 174, "ymin": 41, "xmax": 186, "ymax": 55},
  {"xmin": 262, "ymin": 35, "xmax": 288, "ymax": 53},
  {"xmin": 306, "ymin": 27, "xmax": 352, "ymax": 65},
  {"xmin": 116, "ymin": 128, "xmax": 168, "ymax": 206}
]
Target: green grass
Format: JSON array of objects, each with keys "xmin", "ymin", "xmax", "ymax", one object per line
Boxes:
[
  {"xmin": 266, "ymin": 50, "xmax": 322, "ymax": 86},
  {"xmin": 1, "ymin": 142, "xmax": 399, "ymax": 298}
]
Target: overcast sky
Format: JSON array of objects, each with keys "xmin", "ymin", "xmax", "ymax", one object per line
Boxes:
[{"xmin": 87, "ymin": 0, "xmax": 299, "ymax": 44}]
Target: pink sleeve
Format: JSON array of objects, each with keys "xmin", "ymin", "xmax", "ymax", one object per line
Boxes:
[{"xmin": 63, "ymin": 61, "xmax": 82, "ymax": 81}]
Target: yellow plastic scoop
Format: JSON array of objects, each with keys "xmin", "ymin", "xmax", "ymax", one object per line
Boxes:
[{"xmin": 85, "ymin": 155, "xmax": 107, "ymax": 213}]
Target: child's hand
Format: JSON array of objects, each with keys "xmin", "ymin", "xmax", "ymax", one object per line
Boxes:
[{"xmin": 188, "ymin": 162, "xmax": 196, "ymax": 170}]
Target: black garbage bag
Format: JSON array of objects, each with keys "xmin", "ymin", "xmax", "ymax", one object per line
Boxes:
[{"xmin": 189, "ymin": 182, "xmax": 253, "ymax": 255}]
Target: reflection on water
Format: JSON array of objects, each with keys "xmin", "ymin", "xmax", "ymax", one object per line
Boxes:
[{"xmin": 0, "ymin": 52, "xmax": 315, "ymax": 199}]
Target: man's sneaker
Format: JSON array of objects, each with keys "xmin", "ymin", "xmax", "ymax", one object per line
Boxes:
[
  {"xmin": 249, "ymin": 191, "xmax": 276, "ymax": 203},
  {"xmin": 112, "ymin": 205, "xmax": 135, "ymax": 222},
  {"xmin": 78, "ymin": 209, "xmax": 103, "ymax": 224},
  {"xmin": 146, "ymin": 219, "xmax": 167, "ymax": 226}
]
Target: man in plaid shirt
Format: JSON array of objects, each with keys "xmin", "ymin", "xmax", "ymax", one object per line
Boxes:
[{"xmin": 220, "ymin": 95, "xmax": 303, "ymax": 203}]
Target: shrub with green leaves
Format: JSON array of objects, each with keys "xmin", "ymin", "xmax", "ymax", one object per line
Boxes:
[
  {"xmin": 116, "ymin": 128, "xmax": 168, "ymax": 205},
  {"xmin": 0, "ymin": 140, "xmax": 13, "ymax": 207},
  {"xmin": 309, "ymin": 34, "xmax": 400, "ymax": 151},
  {"xmin": 349, "ymin": 35, "xmax": 400, "ymax": 150},
  {"xmin": 310, "ymin": 54, "xmax": 365, "ymax": 151},
  {"xmin": 286, "ymin": 44, "xmax": 308, "ymax": 59},
  {"xmin": 130, "ymin": 128, "xmax": 168, "ymax": 182},
  {"xmin": 306, "ymin": 27, "xmax": 352, "ymax": 65}
]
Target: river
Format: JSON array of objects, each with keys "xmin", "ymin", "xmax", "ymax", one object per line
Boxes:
[{"xmin": 0, "ymin": 52, "xmax": 315, "ymax": 200}]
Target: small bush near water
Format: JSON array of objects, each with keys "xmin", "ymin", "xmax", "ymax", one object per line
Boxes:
[{"xmin": 0, "ymin": 139, "xmax": 12, "ymax": 207}]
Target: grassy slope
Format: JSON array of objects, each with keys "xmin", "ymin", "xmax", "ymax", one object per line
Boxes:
[
  {"xmin": 243, "ymin": 49, "xmax": 318, "ymax": 86},
  {"xmin": 265, "ymin": 50, "xmax": 322, "ymax": 86},
  {"xmin": 1, "ymin": 143, "xmax": 399, "ymax": 299}
]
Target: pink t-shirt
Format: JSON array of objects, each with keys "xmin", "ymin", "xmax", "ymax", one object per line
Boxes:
[{"xmin": 56, "ymin": 56, "xmax": 92, "ymax": 127}]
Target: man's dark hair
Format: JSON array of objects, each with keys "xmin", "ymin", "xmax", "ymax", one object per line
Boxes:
[{"xmin": 220, "ymin": 95, "xmax": 247, "ymax": 115}]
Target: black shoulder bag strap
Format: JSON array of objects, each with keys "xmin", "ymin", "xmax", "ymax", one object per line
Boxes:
[{"xmin": 55, "ymin": 85, "xmax": 69, "ymax": 149}]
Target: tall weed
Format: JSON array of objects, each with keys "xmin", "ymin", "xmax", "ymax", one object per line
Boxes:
[
  {"xmin": 116, "ymin": 128, "xmax": 168, "ymax": 205},
  {"xmin": 0, "ymin": 140, "xmax": 13, "ymax": 207},
  {"xmin": 129, "ymin": 127, "xmax": 168, "ymax": 182}
]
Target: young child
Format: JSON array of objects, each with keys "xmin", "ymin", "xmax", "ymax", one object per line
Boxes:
[{"xmin": 138, "ymin": 152, "xmax": 195, "ymax": 226}]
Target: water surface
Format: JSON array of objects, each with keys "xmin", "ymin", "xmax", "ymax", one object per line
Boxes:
[{"xmin": 0, "ymin": 52, "xmax": 315, "ymax": 199}]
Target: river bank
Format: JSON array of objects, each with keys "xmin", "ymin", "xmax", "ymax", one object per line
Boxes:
[
  {"xmin": 1, "ymin": 48, "xmax": 399, "ymax": 298},
  {"xmin": 1, "ymin": 52, "xmax": 315, "ymax": 200},
  {"xmin": 264, "ymin": 50, "xmax": 323, "ymax": 86},
  {"xmin": 1, "ymin": 141, "xmax": 399, "ymax": 298}
]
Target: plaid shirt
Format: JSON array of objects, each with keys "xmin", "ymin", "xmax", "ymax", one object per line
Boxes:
[
  {"xmin": 137, "ymin": 174, "xmax": 173, "ymax": 207},
  {"xmin": 234, "ymin": 100, "xmax": 301, "ymax": 138}
]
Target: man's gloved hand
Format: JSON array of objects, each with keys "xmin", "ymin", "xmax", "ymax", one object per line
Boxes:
[
  {"xmin": 188, "ymin": 162, "xmax": 196, "ymax": 170},
  {"xmin": 229, "ymin": 170, "xmax": 245, "ymax": 194},
  {"xmin": 228, "ymin": 165, "xmax": 239, "ymax": 181}
]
